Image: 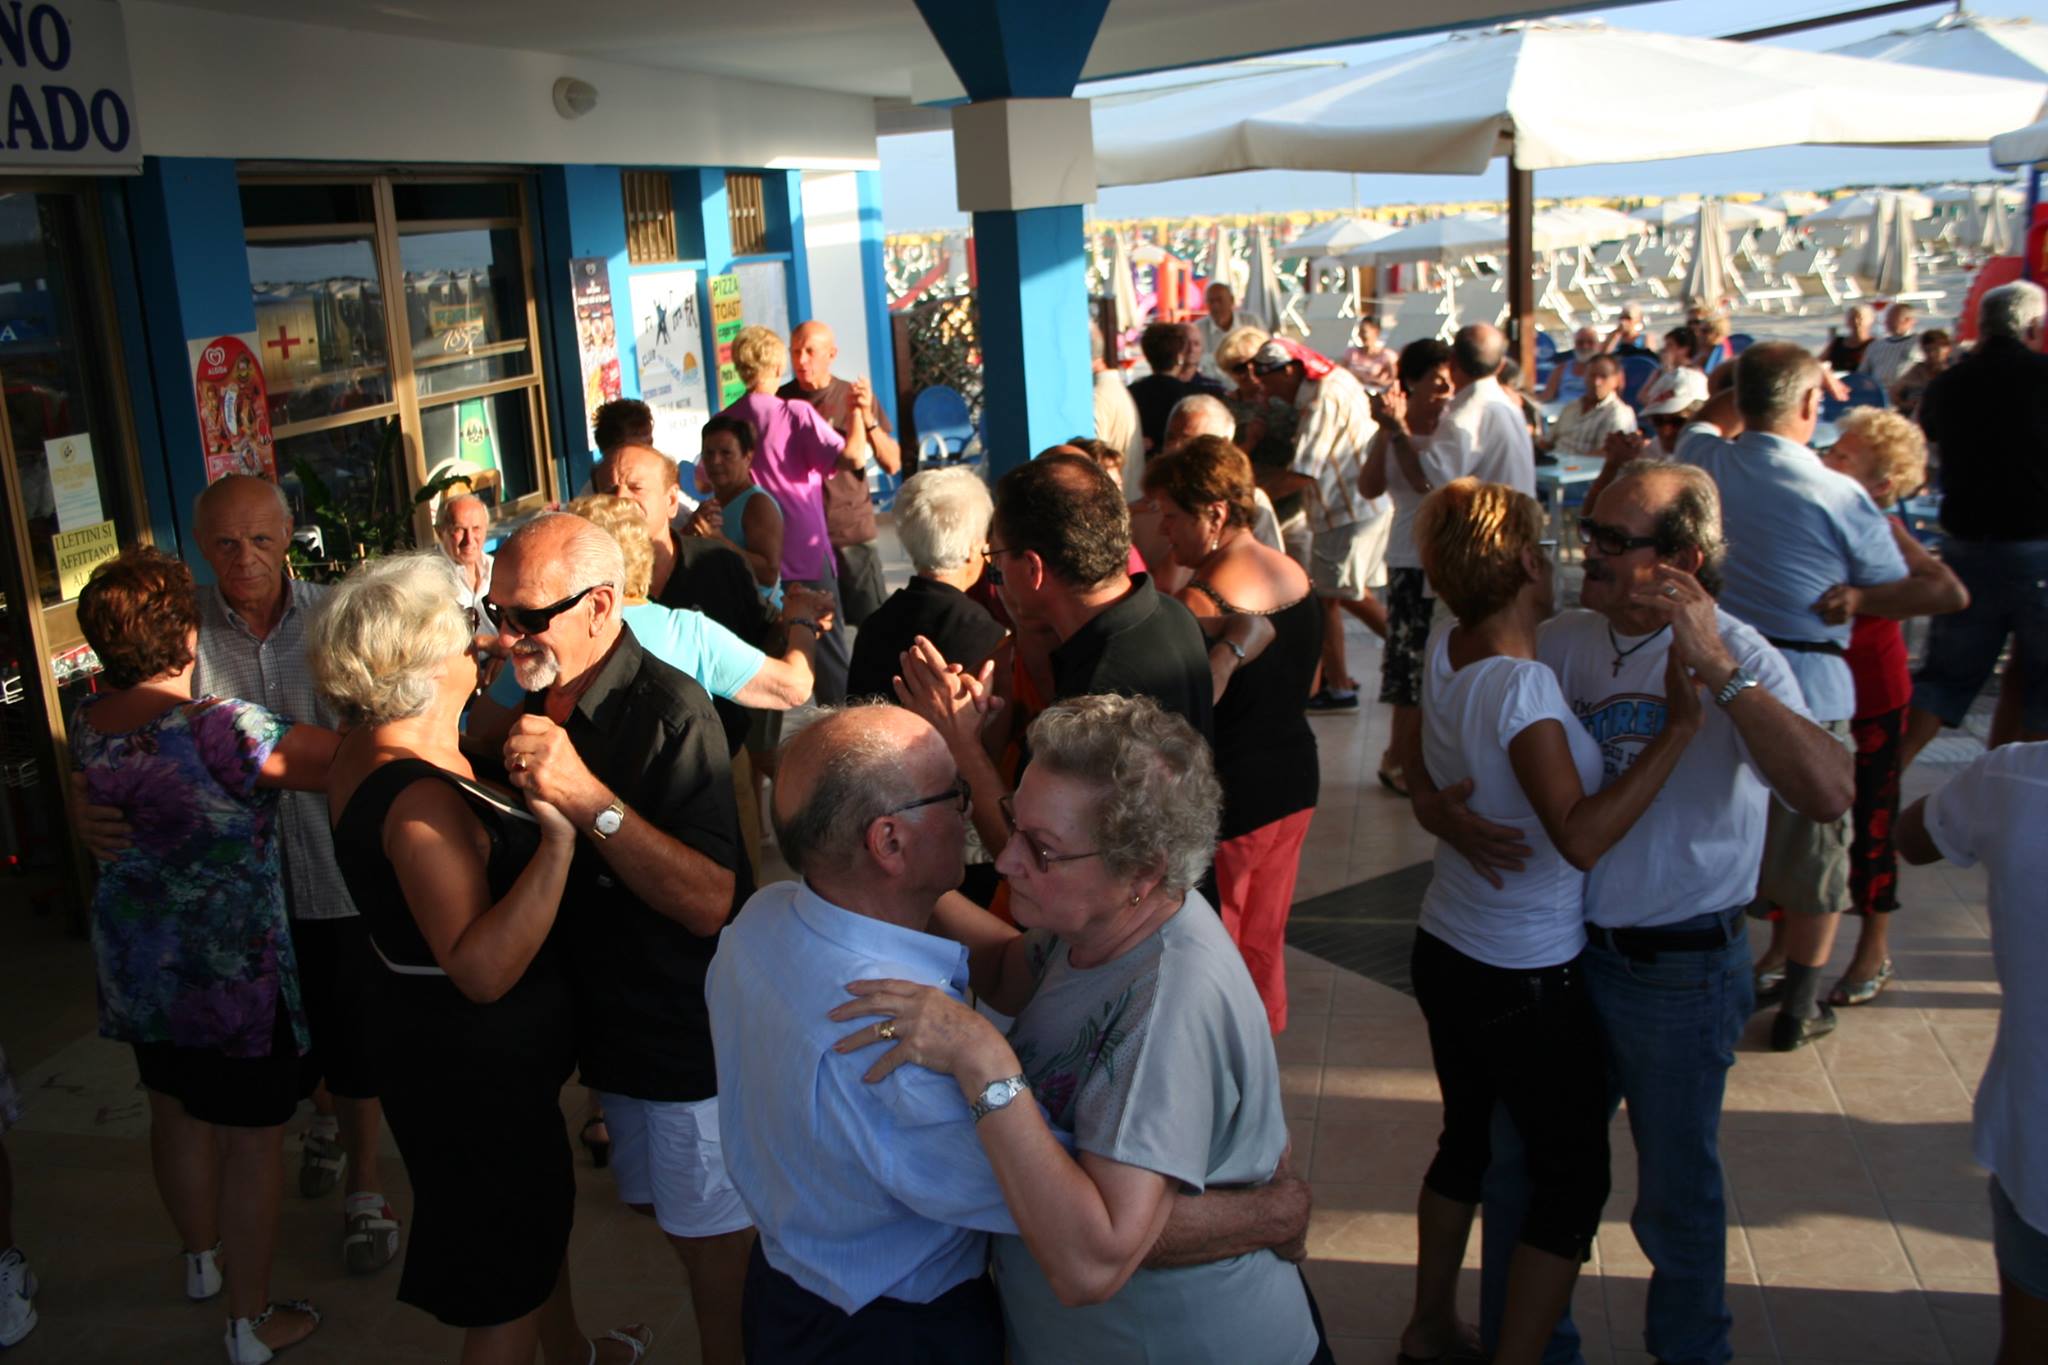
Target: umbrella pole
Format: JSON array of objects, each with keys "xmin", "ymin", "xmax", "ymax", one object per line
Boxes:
[{"xmin": 1507, "ymin": 160, "xmax": 1536, "ymax": 382}]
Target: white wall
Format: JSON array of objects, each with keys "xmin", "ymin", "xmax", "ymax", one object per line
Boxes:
[
  {"xmin": 800, "ymin": 170, "xmax": 873, "ymax": 385},
  {"xmin": 124, "ymin": 2, "xmax": 879, "ymax": 169}
]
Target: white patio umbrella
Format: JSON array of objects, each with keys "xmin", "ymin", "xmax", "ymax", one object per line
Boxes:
[
  {"xmin": 1683, "ymin": 200, "xmax": 1736, "ymax": 308},
  {"xmin": 1335, "ymin": 213, "xmax": 1513, "ymax": 266},
  {"xmin": 1806, "ymin": 190, "xmax": 1937, "ymax": 223},
  {"xmin": 1758, "ymin": 190, "xmax": 1826, "ymax": 217},
  {"xmin": 1091, "ymin": 18, "xmax": 2047, "ymax": 367},
  {"xmin": 1239, "ymin": 223, "xmax": 1286, "ymax": 332},
  {"xmin": 1546, "ymin": 205, "xmax": 1650, "ymax": 242},
  {"xmin": 1107, "ymin": 232, "xmax": 1141, "ymax": 334},
  {"xmin": 1926, "ymin": 183, "xmax": 2025, "ymax": 207},
  {"xmin": 1672, "ymin": 201, "xmax": 1789, "ymax": 231},
  {"xmin": 1276, "ymin": 216, "xmax": 1396, "ymax": 259},
  {"xmin": 1631, "ymin": 200, "xmax": 1703, "ymax": 228},
  {"xmin": 1992, "ymin": 114, "xmax": 2048, "ymax": 166},
  {"xmin": 1871, "ymin": 195, "xmax": 1918, "ymax": 296},
  {"xmin": 1830, "ymin": 10, "xmax": 2048, "ymax": 83}
]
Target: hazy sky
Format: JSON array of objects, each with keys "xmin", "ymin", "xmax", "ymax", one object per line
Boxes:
[{"xmin": 880, "ymin": 0, "xmax": 2047, "ymax": 231}]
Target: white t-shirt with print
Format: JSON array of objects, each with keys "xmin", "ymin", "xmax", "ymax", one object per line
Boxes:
[
  {"xmin": 1419, "ymin": 626, "xmax": 1602, "ymax": 968},
  {"xmin": 1924, "ymin": 741, "xmax": 2048, "ymax": 1237},
  {"xmin": 1536, "ymin": 608, "xmax": 1809, "ymax": 929}
]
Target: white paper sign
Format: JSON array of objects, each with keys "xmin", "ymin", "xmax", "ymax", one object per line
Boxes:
[
  {"xmin": 46, "ymin": 431, "xmax": 101, "ymax": 531},
  {"xmin": 629, "ymin": 267, "xmax": 710, "ymax": 459}
]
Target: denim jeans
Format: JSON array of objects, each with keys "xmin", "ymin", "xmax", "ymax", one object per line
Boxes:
[
  {"xmin": 1479, "ymin": 913, "xmax": 1753, "ymax": 1365},
  {"xmin": 1909, "ymin": 537, "xmax": 2048, "ymax": 732}
]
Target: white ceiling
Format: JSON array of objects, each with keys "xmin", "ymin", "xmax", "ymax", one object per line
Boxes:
[{"xmin": 159, "ymin": 0, "xmax": 1612, "ymax": 102}]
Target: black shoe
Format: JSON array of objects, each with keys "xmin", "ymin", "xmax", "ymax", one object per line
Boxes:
[
  {"xmin": 1771, "ymin": 1002, "xmax": 1838, "ymax": 1052},
  {"xmin": 1306, "ymin": 687, "xmax": 1360, "ymax": 713}
]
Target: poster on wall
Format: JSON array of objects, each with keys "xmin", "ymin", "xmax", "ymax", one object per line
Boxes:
[
  {"xmin": 46, "ymin": 433, "xmax": 103, "ymax": 532},
  {"xmin": 710, "ymin": 273, "xmax": 745, "ymax": 407},
  {"xmin": 628, "ymin": 267, "xmax": 709, "ymax": 456},
  {"xmin": 569, "ymin": 257, "xmax": 624, "ymax": 421},
  {"xmin": 734, "ymin": 261, "xmax": 790, "ymax": 356},
  {"xmin": 189, "ymin": 335, "xmax": 277, "ymax": 482}
]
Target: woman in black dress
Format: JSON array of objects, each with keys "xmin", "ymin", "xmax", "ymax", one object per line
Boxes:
[
  {"xmin": 310, "ymin": 553, "xmax": 650, "ymax": 1365},
  {"xmin": 1145, "ymin": 436, "xmax": 1325, "ymax": 1033}
]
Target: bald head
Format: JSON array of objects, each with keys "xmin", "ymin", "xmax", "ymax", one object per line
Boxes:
[
  {"xmin": 194, "ymin": 476, "xmax": 293, "ymax": 622},
  {"xmin": 594, "ymin": 443, "xmax": 682, "ymax": 545},
  {"xmin": 773, "ymin": 705, "xmax": 963, "ymax": 907},
  {"xmin": 195, "ymin": 474, "xmax": 290, "ymax": 535},
  {"xmin": 497, "ymin": 511, "xmax": 623, "ymax": 604},
  {"xmin": 791, "ymin": 320, "xmax": 839, "ymax": 390},
  {"xmin": 1451, "ymin": 324, "xmax": 1506, "ymax": 385}
]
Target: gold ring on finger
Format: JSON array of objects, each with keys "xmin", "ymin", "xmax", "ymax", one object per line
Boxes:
[{"xmin": 877, "ymin": 1021, "xmax": 897, "ymax": 1041}]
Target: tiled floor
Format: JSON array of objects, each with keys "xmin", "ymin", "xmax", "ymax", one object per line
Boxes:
[{"xmin": 2, "ymin": 608, "xmax": 2003, "ymax": 1364}]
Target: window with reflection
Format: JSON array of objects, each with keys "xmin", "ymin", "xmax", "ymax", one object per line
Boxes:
[{"xmin": 247, "ymin": 237, "xmax": 392, "ymax": 429}]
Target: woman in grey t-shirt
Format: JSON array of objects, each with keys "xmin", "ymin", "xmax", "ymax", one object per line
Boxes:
[{"xmin": 833, "ymin": 695, "xmax": 1326, "ymax": 1364}]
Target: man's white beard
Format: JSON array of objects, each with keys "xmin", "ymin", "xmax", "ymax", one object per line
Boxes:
[{"xmin": 511, "ymin": 641, "xmax": 560, "ymax": 691}]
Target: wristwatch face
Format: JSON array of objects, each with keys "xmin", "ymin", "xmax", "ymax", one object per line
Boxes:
[
  {"xmin": 975, "ymin": 1076, "xmax": 1024, "ymax": 1116},
  {"xmin": 593, "ymin": 804, "xmax": 624, "ymax": 837}
]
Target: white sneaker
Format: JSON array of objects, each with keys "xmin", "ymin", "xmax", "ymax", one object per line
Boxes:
[
  {"xmin": 0, "ymin": 1247, "xmax": 37, "ymax": 1348},
  {"xmin": 223, "ymin": 1299, "xmax": 319, "ymax": 1365},
  {"xmin": 186, "ymin": 1242, "xmax": 224, "ymax": 1301}
]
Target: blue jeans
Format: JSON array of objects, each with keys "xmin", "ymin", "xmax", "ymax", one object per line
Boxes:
[
  {"xmin": 1910, "ymin": 537, "xmax": 2048, "ymax": 732},
  {"xmin": 1479, "ymin": 914, "xmax": 1752, "ymax": 1365}
]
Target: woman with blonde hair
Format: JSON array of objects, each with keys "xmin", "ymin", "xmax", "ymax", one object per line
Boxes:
[
  {"xmin": 1397, "ymin": 479, "xmax": 1701, "ymax": 1365},
  {"xmin": 1145, "ymin": 436, "xmax": 1322, "ymax": 1032},
  {"xmin": 718, "ymin": 325, "xmax": 867, "ymax": 702},
  {"xmin": 314, "ymin": 552, "xmax": 651, "ymax": 1364}
]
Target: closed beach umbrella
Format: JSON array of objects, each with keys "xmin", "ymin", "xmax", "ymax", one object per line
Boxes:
[
  {"xmin": 1240, "ymin": 223, "xmax": 1286, "ymax": 332},
  {"xmin": 1109, "ymin": 232, "xmax": 1141, "ymax": 334},
  {"xmin": 1683, "ymin": 199, "xmax": 1735, "ymax": 309},
  {"xmin": 1871, "ymin": 194, "xmax": 1918, "ymax": 296}
]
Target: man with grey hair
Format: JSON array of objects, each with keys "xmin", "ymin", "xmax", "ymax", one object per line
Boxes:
[
  {"xmin": 1674, "ymin": 340, "xmax": 1912, "ymax": 1050},
  {"xmin": 1902, "ymin": 279, "xmax": 2048, "ymax": 768},
  {"xmin": 433, "ymin": 491, "xmax": 492, "ymax": 630},
  {"xmin": 71, "ymin": 474, "xmax": 402, "ymax": 1277},
  {"xmin": 706, "ymin": 704, "xmax": 1311, "ymax": 1362},
  {"xmin": 1412, "ymin": 461, "xmax": 1851, "ymax": 1365},
  {"xmin": 1160, "ymin": 392, "xmax": 1290, "ymax": 557},
  {"xmin": 489, "ymin": 511, "xmax": 754, "ymax": 1365}
]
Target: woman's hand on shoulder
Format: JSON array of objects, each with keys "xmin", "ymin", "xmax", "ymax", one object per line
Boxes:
[{"xmin": 829, "ymin": 978, "xmax": 1016, "ymax": 1091}]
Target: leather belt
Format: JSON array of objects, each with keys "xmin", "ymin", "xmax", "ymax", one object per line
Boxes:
[
  {"xmin": 1765, "ymin": 635, "xmax": 1847, "ymax": 658},
  {"xmin": 1586, "ymin": 909, "xmax": 1746, "ymax": 959}
]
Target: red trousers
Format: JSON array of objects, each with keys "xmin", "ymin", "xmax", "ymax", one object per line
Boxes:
[{"xmin": 1212, "ymin": 808, "xmax": 1315, "ymax": 1034}]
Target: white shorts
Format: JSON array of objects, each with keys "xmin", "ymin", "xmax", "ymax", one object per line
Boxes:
[
  {"xmin": 599, "ymin": 1093, "xmax": 752, "ymax": 1239},
  {"xmin": 1310, "ymin": 513, "xmax": 1391, "ymax": 599}
]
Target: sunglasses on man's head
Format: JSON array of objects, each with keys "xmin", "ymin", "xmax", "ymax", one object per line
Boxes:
[
  {"xmin": 1577, "ymin": 518, "xmax": 1660, "ymax": 557},
  {"xmin": 482, "ymin": 583, "xmax": 610, "ymax": 636}
]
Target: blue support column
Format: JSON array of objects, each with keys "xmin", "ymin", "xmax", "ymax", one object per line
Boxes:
[
  {"xmin": 973, "ymin": 205, "xmax": 1092, "ymax": 468},
  {"xmin": 856, "ymin": 170, "xmax": 898, "ymax": 428},
  {"xmin": 122, "ymin": 157, "xmax": 254, "ymax": 564},
  {"xmin": 536, "ymin": 165, "xmax": 629, "ymax": 486},
  {"xmin": 692, "ymin": 168, "xmax": 736, "ymax": 413},
  {"xmin": 767, "ymin": 169, "xmax": 813, "ymax": 327},
  {"xmin": 911, "ymin": 0, "xmax": 1110, "ymax": 476}
]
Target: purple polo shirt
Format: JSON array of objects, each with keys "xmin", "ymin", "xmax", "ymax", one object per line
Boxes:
[{"xmin": 720, "ymin": 391, "xmax": 845, "ymax": 582}]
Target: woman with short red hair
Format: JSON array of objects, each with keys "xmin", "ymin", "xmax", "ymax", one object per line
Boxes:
[{"xmin": 72, "ymin": 546, "xmax": 337, "ymax": 1364}]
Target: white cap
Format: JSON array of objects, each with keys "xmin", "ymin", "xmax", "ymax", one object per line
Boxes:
[{"xmin": 1640, "ymin": 367, "xmax": 1710, "ymax": 417}]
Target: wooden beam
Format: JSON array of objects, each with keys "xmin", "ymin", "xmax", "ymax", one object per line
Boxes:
[{"xmin": 1507, "ymin": 161, "xmax": 1536, "ymax": 384}]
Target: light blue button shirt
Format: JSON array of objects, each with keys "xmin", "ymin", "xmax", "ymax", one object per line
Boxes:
[
  {"xmin": 1679, "ymin": 428, "xmax": 1906, "ymax": 722},
  {"xmin": 705, "ymin": 881, "xmax": 1020, "ymax": 1313}
]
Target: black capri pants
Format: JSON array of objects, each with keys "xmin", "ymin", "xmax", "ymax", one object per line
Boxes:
[{"xmin": 1410, "ymin": 927, "xmax": 1610, "ymax": 1262}]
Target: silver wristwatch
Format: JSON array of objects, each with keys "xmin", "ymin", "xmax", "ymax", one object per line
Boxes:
[
  {"xmin": 970, "ymin": 1074, "xmax": 1029, "ymax": 1123},
  {"xmin": 591, "ymin": 800, "xmax": 626, "ymax": 840},
  {"xmin": 1714, "ymin": 667, "xmax": 1759, "ymax": 707}
]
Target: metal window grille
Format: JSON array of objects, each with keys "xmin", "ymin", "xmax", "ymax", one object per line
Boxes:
[{"xmin": 623, "ymin": 171, "xmax": 678, "ymax": 264}]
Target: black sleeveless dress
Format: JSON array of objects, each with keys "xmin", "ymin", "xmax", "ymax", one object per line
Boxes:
[
  {"xmin": 1187, "ymin": 582, "xmax": 1325, "ymax": 842},
  {"xmin": 330, "ymin": 758, "xmax": 577, "ymax": 1329}
]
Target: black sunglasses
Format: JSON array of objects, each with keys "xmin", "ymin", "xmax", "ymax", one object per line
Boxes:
[
  {"xmin": 482, "ymin": 583, "xmax": 611, "ymax": 636},
  {"xmin": 889, "ymin": 775, "xmax": 972, "ymax": 817},
  {"xmin": 1577, "ymin": 518, "xmax": 1660, "ymax": 557}
]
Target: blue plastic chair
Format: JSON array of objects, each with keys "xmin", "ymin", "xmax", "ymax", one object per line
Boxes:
[
  {"xmin": 1533, "ymin": 331, "xmax": 1559, "ymax": 386},
  {"xmin": 1728, "ymin": 332, "xmax": 1756, "ymax": 355},
  {"xmin": 1844, "ymin": 371, "xmax": 1888, "ymax": 410},
  {"xmin": 1619, "ymin": 354, "xmax": 1660, "ymax": 411},
  {"xmin": 912, "ymin": 385, "xmax": 975, "ymax": 465}
]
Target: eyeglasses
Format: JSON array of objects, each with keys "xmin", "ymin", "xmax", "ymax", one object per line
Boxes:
[
  {"xmin": 889, "ymin": 775, "xmax": 972, "ymax": 818},
  {"xmin": 981, "ymin": 543, "xmax": 1017, "ymax": 587},
  {"xmin": 1576, "ymin": 518, "xmax": 1659, "ymax": 557},
  {"xmin": 482, "ymin": 583, "xmax": 611, "ymax": 636},
  {"xmin": 1224, "ymin": 362, "xmax": 1252, "ymax": 378},
  {"xmin": 1000, "ymin": 794, "xmax": 1102, "ymax": 873}
]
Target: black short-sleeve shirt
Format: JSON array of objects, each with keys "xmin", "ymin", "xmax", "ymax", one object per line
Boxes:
[
  {"xmin": 530, "ymin": 626, "xmax": 752, "ymax": 1102},
  {"xmin": 1049, "ymin": 574, "xmax": 1215, "ymax": 743},
  {"xmin": 845, "ymin": 576, "xmax": 1010, "ymax": 703},
  {"xmin": 658, "ymin": 534, "xmax": 769, "ymax": 755}
]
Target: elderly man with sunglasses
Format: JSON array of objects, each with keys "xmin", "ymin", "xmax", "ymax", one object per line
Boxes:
[
  {"xmin": 486, "ymin": 512, "xmax": 756, "ymax": 1365},
  {"xmin": 1407, "ymin": 463, "xmax": 1851, "ymax": 1365}
]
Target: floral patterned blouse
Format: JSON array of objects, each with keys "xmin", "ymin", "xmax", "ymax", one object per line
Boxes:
[{"xmin": 71, "ymin": 695, "xmax": 307, "ymax": 1059}]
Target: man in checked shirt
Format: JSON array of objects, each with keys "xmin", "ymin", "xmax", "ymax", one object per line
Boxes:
[{"xmin": 74, "ymin": 476, "xmax": 401, "ymax": 1280}]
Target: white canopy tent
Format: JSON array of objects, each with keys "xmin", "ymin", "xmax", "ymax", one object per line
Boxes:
[
  {"xmin": 1829, "ymin": 10, "xmax": 2048, "ymax": 83},
  {"xmin": 1277, "ymin": 216, "xmax": 1396, "ymax": 260},
  {"xmin": 1091, "ymin": 18, "xmax": 2048, "ymax": 370}
]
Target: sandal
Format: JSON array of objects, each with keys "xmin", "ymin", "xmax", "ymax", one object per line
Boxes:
[
  {"xmin": 1377, "ymin": 765, "xmax": 1410, "ymax": 797},
  {"xmin": 298, "ymin": 1132, "xmax": 344, "ymax": 1199},
  {"xmin": 581, "ymin": 1116, "xmax": 612, "ymax": 1169},
  {"xmin": 588, "ymin": 1323, "xmax": 653, "ymax": 1364},
  {"xmin": 343, "ymin": 1203, "xmax": 401, "ymax": 1276},
  {"xmin": 1829, "ymin": 958, "xmax": 1895, "ymax": 1007},
  {"xmin": 223, "ymin": 1299, "xmax": 319, "ymax": 1364}
]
